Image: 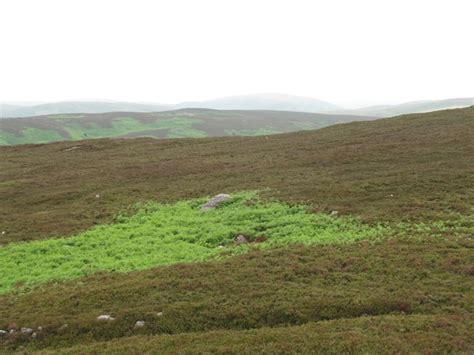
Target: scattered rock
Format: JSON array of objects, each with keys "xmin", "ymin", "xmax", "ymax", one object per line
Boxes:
[
  {"xmin": 62, "ymin": 146, "xmax": 80, "ymax": 152},
  {"xmin": 234, "ymin": 235, "xmax": 249, "ymax": 245},
  {"xmin": 9, "ymin": 330, "xmax": 15, "ymax": 335},
  {"xmin": 95, "ymin": 194, "xmax": 100, "ymax": 198},
  {"xmin": 21, "ymin": 327, "xmax": 33, "ymax": 335},
  {"xmin": 330, "ymin": 210, "xmax": 339, "ymax": 216},
  {"xmin": 134, "ymin": 320, "xmax": 145, "ymax": 329},
  {"xmin": 201, "ymin": 194, "xmax": 231, "ymax": 211},
  {"xmin": 97, "ymin": 315, "xmax": 115, "ymax": 322},
  {"xmin": 156, "ymin": 311, "xmax": 164, "ymax": 317},
  {"xmin": 1, "ymin": 231, "xmax": 5, "ymax": 235},
  {"xmin": 31, "ymin": 332, "xmax": 37, "ymax": 339},
  {"xmin": 0, "ymin": 330, "xmax": 7, "ymax": 336},
  {"xmin": 37, "ymin": 326, "xmax": 43, "ymax": 331}
]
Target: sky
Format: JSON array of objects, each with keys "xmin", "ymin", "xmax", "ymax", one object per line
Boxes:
[{"xmin": 0, "ymin": 0, "xmax": 473, "ymax": 108}]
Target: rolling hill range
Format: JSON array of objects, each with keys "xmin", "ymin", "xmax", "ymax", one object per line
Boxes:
[
  {"xmin": 2, "ymin": 95, "xmax": 473, "ymax": 120},
  {"xmin": 343, "ymin": 97, "xmax": 474, "ymax": 117},
  {"xmin": 0, "ymin": 109, "xmax": 371, "ymax": 145},
  {"xmin": 0, "ymin": 101, "xmax": 170, "ymax": 118},
  {"xmin": 0, "ymin": 94, "xmax": 340, "ymax": 118},
  {"xmin": 0, "ymin": 107, "xmax": 473, "ymax": 353},
  {"xmin": 173, "ymin": 93, "xmax": 341, "ymax": 111}
]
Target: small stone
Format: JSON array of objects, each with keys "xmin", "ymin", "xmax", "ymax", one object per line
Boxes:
[
  {"xmin": 95, "ymin": 194, "xmax": 100, "ymax": 198},
  {"xmin": 201, "ymin": 194, "xmax": 231, "ymax": 211},
  {"xmin": 234, "ymin": 235, "xmax": 248, "ymax": 245},
  {"xmin": 330, "ymin": 210, "xmax": 339, "ymax": 216},
  {"xmin": 37, "ymin": 326, "xmax": 43, "ymax": 331},
  {"xmin": 1, "ymin": 231, "xmax": 5, "ymax": 235},
  {"xmin": 134, "ymin": 320, "xmax": 145, "ymax": 329},
  {"xmin": 58, "ymin": 324, "xmax": 68, "ymax": 332},
  {"xmin": 9, "ymin": 330, "xmax": 15, "ymax": 335},
  {"xmin": 21, "ymin": 327, "xmax": 33, "ymax": 334},
  {"xmin": 156, "ymin": 311, "xmax": 164, "ymax": 317},
  {"xmin": 97, "ymin": 315, "xmax": 115, "ymax": 321},
  {"xmin": 31, "ymin": 332, "xmax": 37, "ymax": 339},
  {"xmin": 0, "ymin": 330, "xmax": 7, "ymax": 336}
]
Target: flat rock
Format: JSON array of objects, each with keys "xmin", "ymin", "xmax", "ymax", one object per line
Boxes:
[
  {"xmin": 201, "ymin": 194, "xmax": 231, "ymax": 211},
  {"xmin": 97, "ymin": 315, "xmax": 115, "ymax": 322}
]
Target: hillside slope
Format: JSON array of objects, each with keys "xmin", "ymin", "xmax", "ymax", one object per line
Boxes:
[
  {"xmin": 1, "ymin": 107, "xmax": 472, "ymax": 244},
  {"xmin": 0, "ymin": 109, "xmax": 370, "ymax": 145},
  {"xmin": 0, "ymin": 107, "xmax": 473, "ymax": 353}
]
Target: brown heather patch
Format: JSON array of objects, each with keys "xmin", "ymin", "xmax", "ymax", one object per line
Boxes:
[{"xmin": 0, "ymin": 237, "xmax": 472, "ymax": 352}]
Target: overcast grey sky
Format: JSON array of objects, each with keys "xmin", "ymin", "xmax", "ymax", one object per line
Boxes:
[{"xmin": 1, "ymin": 0, "xmax": 473, "ymax": 107}]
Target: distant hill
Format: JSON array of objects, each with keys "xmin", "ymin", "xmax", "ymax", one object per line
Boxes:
[
  {"xmin": 341, "ymin": 98, "xmax": 474, "ymax": 117},
  {"xmin": 3, "ymin": 96, "xmax": 472, "ymax": 121},
  {"xmin": 0, "ymin": 94, "xmax": 341, "ymax": 118},
  {"xmin": 0, "ymin": 101, "xmax": 171, "ymax": 118},
  {"xmin": 175, "ymin": 93, "xmax": 341, "ymax": 112},
  {"xmin": 0, "ymin": 108, "xmax": 372, "ymax": 145}
]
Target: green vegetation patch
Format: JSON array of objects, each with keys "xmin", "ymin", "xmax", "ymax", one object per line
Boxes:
[
  {"xmin": 166, "ymin": 126, "xmax": 208, "ymax": 138},
  {"xmin": 0, "ymin": 128, "xmax": 65, "ymax": 145},
  {"xmin": 63, "ymin": 116, "xmax": 204, "ymax": 140},
  {"xmin": 0, "ymin": 192, "xmax": 388, "ymax": 294},
  {"xmin": 225, "ymin": 127, "xmax": 281, "ymax": 136}
]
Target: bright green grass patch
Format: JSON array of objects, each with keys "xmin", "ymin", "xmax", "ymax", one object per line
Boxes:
[
  {"xmin": 0, "ymin": 128, "xmax": 66, "ymax": 145},
  {"xmin": 63, "ymin": 117, "xmax": 203, "ymax": 140},
  {"xmin": 0, "ymin": 117, "xmax": 206, "ymax": 145},
  {"xmin": 0, "ymin": 192, "xmax": 390, "ymax": 294}
]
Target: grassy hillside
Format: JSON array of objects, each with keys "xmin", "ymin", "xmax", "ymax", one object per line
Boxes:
[
  {"xmin": 0, "ymin": 107, "xmax": 473, "ymax": 353},
  {"xmin": 0, "ymin": 109, "xmax": 370, "ymax": 145}
]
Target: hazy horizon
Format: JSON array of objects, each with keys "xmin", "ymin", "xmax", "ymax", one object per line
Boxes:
[{"xmin": 2, "ymin": 93, "xmax": 474, "ymax": 111}]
